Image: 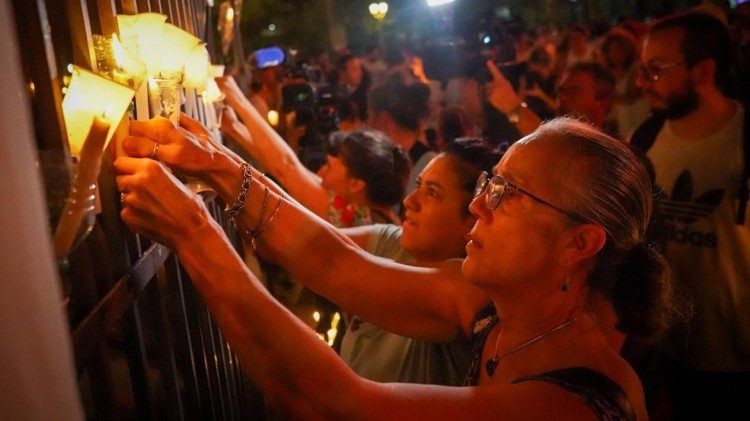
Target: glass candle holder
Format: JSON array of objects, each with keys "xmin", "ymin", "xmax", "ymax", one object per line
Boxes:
[
  {"xmin": 93, "ymin": 34, "xmax": 115, "ymax": 78},
  {"xmin": 148, "ymin": 71, "xmax": 183, "ymax": 123},
  {"xmin": 111, "ymin": 34, "xmax": 146, "ymax": 90}
]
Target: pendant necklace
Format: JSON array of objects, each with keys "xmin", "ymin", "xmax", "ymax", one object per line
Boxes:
[{"xmin": 485, "ymin": 317, "xmax": 577, "ymax": 377}]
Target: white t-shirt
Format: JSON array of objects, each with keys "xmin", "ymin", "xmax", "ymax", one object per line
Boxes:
[{"xmin": 646, "ymin": 103, "xmax": 749, "ymax": 371}]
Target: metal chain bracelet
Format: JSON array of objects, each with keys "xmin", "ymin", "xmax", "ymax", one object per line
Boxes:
[
  {"xmin": 247, "ymin": 196, "xmax": 283, "ymax": 251},
  {"xmin": 223, "ymin": 163, "xmax": 253, "ymax": 229},
  {"xmin": 244, "ymin": 184, "xmax": 270, "ymax": 237}
]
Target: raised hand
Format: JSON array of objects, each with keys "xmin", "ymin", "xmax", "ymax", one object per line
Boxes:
[
  {"xmin": 114, "ymin": 156, "xmax": 212, "ymax": 250},
  {"xmin": 220, "ymin": 107, "xmax": 252, "ymax": 143},
  {"xmin": 486, "ymin": 60, "xmax": 522, "ymax": 115},
  {"xmin": 411, "ymin": 56, "xmax": 430, "ymax": 84},
  {"xmin": 215, "ymin": 75, "xmax": 246, "ymax": 111}
]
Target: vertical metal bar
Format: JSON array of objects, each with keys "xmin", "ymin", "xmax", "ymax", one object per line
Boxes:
[
  {"xmin": 92, "ymin": 0, "xmax": 118, "ymax": 35},
  {"xmin": 165, "ymin": 255, "xmax": 204, "ymax": 417},
  {"xmin": 185, "ymin": 0, "xmax": 198, "ymax": 36},
  {"xmin": 185, "ymin": 276, "xmax": 218, "ymax": 420},
  {"xmin": 135, "ymin": 0, "xmax": 151, "ymax": 12},
  {"xmin": 152, "ymin": 266, "xmax": 186, "ymax": 419},
  {"xmin": 11, "ymin": 0, "xmax": 69, "ymax": 152},
  {"xmin": 222, "ymin": 343, "xmax": 236, "ymax": 420},
  {"xmin": 175, "ymin": 0, "xmax": 187, "ymax": 29},
  {"xmin": 63, "ymin": 0, "xmax": 96, "ymax": 70},
  {"xmin": 216, "ymin": 331, "xmax": 235, "ymax": 420},
  {"xmin": 148, "ymin": 0, "xmax": 161, "ymax": 13},
  {"xmin": 119, "ymin": 0, "xmax": 137, "ymax": 14},
  {"xmin": 161, "ymin": 0, "xmax": 174, "ymax": 23},
  {"xmin": 123, "ymin": 303, "xmax": 154, "ymax": 419},
  {"xmin": 205, "ymin": 312, "xmax": 227, "ymax": 419}
]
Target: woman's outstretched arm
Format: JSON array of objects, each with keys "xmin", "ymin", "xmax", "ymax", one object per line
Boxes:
[{"xmin": 217, "ymin": 76, "xmax": 328, "ymax": 218}]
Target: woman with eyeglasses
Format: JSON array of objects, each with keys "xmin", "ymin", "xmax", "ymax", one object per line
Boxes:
[{"xmin": 116, "ymin": 72, "xmax": 672, "ymax": 419}]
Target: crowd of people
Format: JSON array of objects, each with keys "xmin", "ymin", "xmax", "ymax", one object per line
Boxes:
[{"xmin": 114, "ymin": 4, "xmax": 749, "ymax": 420}]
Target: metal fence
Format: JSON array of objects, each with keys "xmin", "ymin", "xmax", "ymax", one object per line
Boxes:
[{"xmin": 9, "ymin": 0, "xmax": 264, "ymax": 418}]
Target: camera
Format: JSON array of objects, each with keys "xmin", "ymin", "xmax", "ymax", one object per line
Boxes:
[{"xmin": 252, "ymin": 47, "xmax": 342, "ymax": 171}]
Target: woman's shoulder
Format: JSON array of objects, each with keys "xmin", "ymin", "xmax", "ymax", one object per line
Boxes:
[{"xmin": 512, "ymin": 366, "xmax": 639, "ymax": 421}]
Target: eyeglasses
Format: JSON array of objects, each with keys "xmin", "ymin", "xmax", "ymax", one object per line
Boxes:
[
  {"xmin": 474, "ymin": 171, "xmax": 584, "ymax": 222},
  {"xmin": 636, "ymin": 62, "xmax": 686, "ymax": 82}
]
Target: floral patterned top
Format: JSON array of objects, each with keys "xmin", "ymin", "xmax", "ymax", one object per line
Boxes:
[{"xmin": 327, "ymin": 193, "xmax": 372, "ymax": 228}]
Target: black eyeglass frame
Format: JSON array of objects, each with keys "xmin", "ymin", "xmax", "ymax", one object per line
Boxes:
[{"xmin": 474, "ymin": 171, "xmax": 585, "ymax": 223}]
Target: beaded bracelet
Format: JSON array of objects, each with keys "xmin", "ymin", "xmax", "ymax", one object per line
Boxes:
[
  {"xmin": 224, "ymin": 163, "xmax": 253, "ymax": 229},
  {"xmin": 247, "ymin": 196, "xmax": 283, "ymax": 251}
]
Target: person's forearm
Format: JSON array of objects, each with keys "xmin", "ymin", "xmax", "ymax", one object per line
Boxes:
[
  {"xmin": 228, "ymin": 101, "xmax": 328, "ymax": 216},
  {"xmin": 513, "ymin": 107, "xmax": 542, "ymax": 137},
  {"xmin": 174, "ymin": 220, "xmax": 364, "ymax": 418},
  {"xmin": 232, "ymin": 96, "xmax": 299, "ymax": 174}
]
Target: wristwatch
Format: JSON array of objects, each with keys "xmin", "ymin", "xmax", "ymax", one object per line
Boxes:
[{"xmin": 507, "ymin": 102, "xmax": 528, "ymax": 125}]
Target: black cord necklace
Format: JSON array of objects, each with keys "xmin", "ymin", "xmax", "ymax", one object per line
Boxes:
[{"xmin": 485, "ymin": 318, "xmax": 577, "ymax": 377}]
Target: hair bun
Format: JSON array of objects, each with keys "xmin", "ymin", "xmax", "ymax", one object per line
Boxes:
[{"xmin": 611, "ymin": 243, "xmax": 673, "ymax": 344}]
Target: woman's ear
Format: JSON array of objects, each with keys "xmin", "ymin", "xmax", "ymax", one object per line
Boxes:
[{"xmin": 561, "ymin": 224, "xmax": 607, "ymax": 267}]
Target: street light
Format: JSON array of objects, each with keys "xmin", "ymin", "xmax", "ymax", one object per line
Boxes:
[
  {"xmin": 368, "ymin": 2, "xmax": 388, "ymax": 21},
  {"xmin": 427, "ymin": 0, "xmax": 455, "ymax": 6}
]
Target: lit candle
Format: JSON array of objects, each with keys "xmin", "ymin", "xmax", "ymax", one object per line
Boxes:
[
  {"xmin": 53, "ymin": 116, "xmax": 111, "ymax": 258},
  {"xmin": 62, "ymin": 66, "xmax": 135, "ymax": 158}
]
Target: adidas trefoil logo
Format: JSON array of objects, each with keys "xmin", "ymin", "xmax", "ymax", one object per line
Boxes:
[{"xmin": 658, "ymin": 170, "xmax": 724, "ymax": 224}]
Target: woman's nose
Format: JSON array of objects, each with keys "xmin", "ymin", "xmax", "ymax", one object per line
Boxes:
[
  {"xmin": 403, "ymin": 188, "xmax": 419, "ymax": 211},
  {"xmin": 468, "ymin": 193, "xmax": 489, "ymax": 221}
]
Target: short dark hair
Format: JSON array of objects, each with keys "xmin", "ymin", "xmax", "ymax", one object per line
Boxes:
[
  {"xmin": 369, "ymin": 80, "xmax": 431, "ymax": 131},
  {"xmin": 328, "ymin": 131, "xmax": 409, "ymax": 207},
  {"xmin": 567, "ymin": 61, "xmax": 616, "ymax": 101},
  {"xmin": 442, "ymin": 137, "xmax": 503, "ymax": 215},
  {"xmin": 649, "ymin": 11, "xmax": 731, "ymax": 91}
]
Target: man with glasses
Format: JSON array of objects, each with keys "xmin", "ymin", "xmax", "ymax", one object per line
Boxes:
[{"xmin": 630, "ymin": 11, "xmax": 749, "ymax": 419}]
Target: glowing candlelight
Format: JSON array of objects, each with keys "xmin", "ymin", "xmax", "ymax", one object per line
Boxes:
[
  {"xmin": 184, "ymin": 44, "xmax": 210, "ymax": 92},
  {"xmin": 61, "ymin": 66, "xmax": 135, "ymax": 158},
  {"xmin": 267, "ymin": 110, "xmax": 279, "ymax": 127},
  {"xmin": 117, "ymin": 13, "xmax": 167, "ymax": 77}
]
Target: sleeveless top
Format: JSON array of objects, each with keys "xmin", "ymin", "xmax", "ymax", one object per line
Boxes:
[{"xmin": 465, "ymin": 305, "xmax": 636, "ymax": 421}]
